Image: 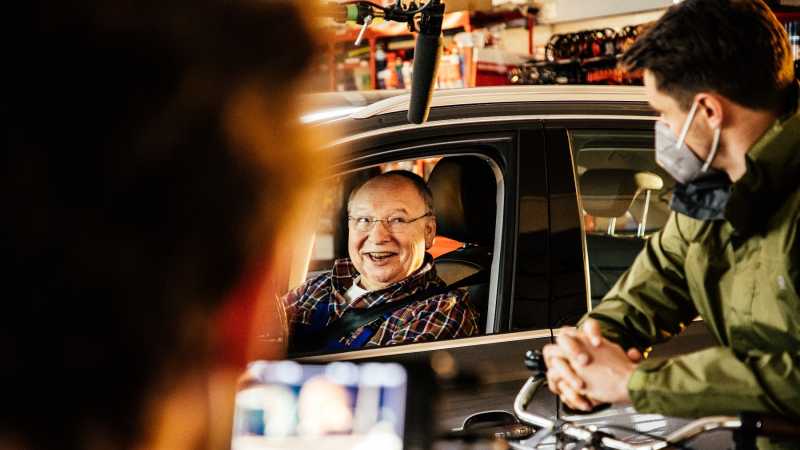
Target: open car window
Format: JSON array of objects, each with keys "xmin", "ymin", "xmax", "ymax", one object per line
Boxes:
[
  {"xmin": 569, "ymin": 129, "xmax": 673, "ymax": 307},
  {"xmin": 287, "ymin": 153, "xmax": 504, "ymax": 355}
]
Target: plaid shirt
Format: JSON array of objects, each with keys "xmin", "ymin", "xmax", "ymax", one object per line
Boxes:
[{"xmin": 284, "ymin": 254, "xmax": 479, "ymax": 349}]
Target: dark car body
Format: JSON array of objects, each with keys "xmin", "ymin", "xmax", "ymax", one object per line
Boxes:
[{"xmin": 292, "ymin": 86, "xmax": 724, "ymax": 449}]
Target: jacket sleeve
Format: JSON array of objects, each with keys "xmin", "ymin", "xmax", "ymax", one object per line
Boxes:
[
  {"xmin": 582, "ymin": 212, "xmax": 700, "ymax": 352},
  {"xmin": 282, "ymin": 282, "xmax": 307, "ymax": 325},
  {"xmin": 628, "ymin": 346, "xmax": 800, "ymax": 418},
  {"xmin": 584, "ymin": 212, "xmax": 800, "ymax": 418},
  {"xmin": 282, "ymin": 275, "xmax": 322, "ymax": 326}
]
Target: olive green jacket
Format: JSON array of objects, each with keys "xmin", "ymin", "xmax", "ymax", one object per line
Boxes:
[{"xmin": 584, "ymin": 93, "xmax": 800, "ymax": 436}]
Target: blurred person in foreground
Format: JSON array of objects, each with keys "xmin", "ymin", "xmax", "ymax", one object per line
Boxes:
[
  {"xmin": 284, "ymin": 171, "xmax": 479, "ymax": 353},
  {"xmin": 543, "ymin": 1, "xmax": 800, "ymax": 448},
  {"xmin": 1, "ymin": 1, "xmax": 323, "ymax": 450}
]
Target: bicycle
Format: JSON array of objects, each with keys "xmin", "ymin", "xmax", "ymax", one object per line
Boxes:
[{"xmin": 506, "ymin": 350, "xmax": 799, "ymax": 450}]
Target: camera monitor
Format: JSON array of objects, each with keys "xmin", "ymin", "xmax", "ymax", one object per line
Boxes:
[{"xmin": 232, "ymin": 361, "xmax": 408, "ymax": 450}]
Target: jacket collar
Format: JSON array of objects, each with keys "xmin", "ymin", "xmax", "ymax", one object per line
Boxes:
[{"xmin": 724, "ymin": 82, "xmax": 800, "ymax": 236}]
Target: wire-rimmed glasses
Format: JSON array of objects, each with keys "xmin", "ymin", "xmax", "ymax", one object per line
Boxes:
[{"xmin": 347, "ymin": 212, "xmax": 432, "ymax": 233}]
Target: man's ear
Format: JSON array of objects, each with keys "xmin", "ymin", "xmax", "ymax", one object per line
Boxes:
[
  {"xmin": 424, "ymin": 218, "xmax": 436, "ymax": 249},
  {"xmin": 695, "ymin": 93, "xmax": 725, "ymax": 130}
]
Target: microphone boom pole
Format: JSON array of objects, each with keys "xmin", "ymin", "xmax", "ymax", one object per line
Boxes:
[
  {"xmin": 323, "ymin": 0, "xmax": 445, "ymax": 125},
  {"xmin": 407, "ymin": 0, "xmax": 444, "ymax": 124}
]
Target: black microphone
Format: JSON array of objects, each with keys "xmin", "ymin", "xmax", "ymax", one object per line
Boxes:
[{"xmin": 407, "ymin": 1, "xmax": 445, "ymax": 124}]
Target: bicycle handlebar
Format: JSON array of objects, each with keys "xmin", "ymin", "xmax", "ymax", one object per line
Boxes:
[
  {"xmin": 512, "ymin": 373, "xmax": 798, "ymax": 449},
  {"xmin": 512, "ymin": 376, "xmax": 647, "ymax": 450},
  {"xmin": 513, "ymin": 377, "xmax": 556, "ymax": 430}
]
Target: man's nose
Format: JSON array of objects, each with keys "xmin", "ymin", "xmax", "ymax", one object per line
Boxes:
[{"xmin": 367, "ymin": 220, "xmax": 392, "ymax": 241}]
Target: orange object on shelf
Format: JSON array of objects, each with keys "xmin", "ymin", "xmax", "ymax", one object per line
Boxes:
[{"xmin": 429, "ymin": 235, "xmax": 465, "ymax": 258}]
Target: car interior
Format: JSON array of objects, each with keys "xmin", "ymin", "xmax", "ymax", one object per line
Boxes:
[
  {"xmin": 426, "ymin": 155, "xmax": 497, "ymax": 332},
  {"xmin": 302, "ymin": 154, "xmax": 500, "ymax": 341},
  {"xmin": 570, "ymin": 129, "xmax": 673, "ymax": 307}
]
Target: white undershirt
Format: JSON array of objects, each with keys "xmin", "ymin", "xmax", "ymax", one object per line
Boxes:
[
  {"xmin": 343, "ymin": 263, "xmax": 434, "ymax": 303},
  {"xmin": 344, "ymin": 276, "xmax": 370, "ymax": 302}
]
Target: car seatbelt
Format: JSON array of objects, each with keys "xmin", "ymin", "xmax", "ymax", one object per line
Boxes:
[{"xmin": 292, "ymin": 270, "xmax": 488, "ymax": 354}]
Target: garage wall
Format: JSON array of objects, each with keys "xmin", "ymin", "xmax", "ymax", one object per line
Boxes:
[{"xmin": 538, "ymin": 0, "xmax": 673, "ymax": 24}]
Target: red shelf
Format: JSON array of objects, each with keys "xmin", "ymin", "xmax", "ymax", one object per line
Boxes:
[{"xmin": 776, "ymin": 11, "xmax": 800, "ymax": 22}]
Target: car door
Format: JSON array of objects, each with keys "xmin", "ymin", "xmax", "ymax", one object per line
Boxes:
[{"xmin": 298, "ymin": 121, "xmax": 585, "ymax": 446}]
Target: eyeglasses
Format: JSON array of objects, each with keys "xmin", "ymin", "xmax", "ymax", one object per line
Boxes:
[{"xmin": 347, "ymin": 212, "xmax": 432, "ymax": 233}]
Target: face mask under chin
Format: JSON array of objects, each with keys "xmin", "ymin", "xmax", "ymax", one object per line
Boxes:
[{"xmin": 669, "ymin": 170, "xmax": 731, "ymax": 221}]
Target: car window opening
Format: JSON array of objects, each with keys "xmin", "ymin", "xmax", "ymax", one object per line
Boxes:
[{"xmin": 294, "ymin": 153, "xmax": 501, "ymax": 354}]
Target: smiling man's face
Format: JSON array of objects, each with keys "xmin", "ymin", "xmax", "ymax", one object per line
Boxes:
[{"xmin": 347, "ymin": 175, "xmax": 435, "ymax": 291}]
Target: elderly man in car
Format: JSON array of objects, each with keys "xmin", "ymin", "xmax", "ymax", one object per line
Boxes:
[{"xmin": 284, "ymin": 170, "xmax": 479, "ymax": 353}]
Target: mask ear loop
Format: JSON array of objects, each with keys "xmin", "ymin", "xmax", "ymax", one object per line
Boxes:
[
  {"xmin": 700, "ymin": 127, "xmax": 721, "ymax": 173},
  {"xmin": 676, "ymin": 101, "xmax": 700, "ymax": 148}
]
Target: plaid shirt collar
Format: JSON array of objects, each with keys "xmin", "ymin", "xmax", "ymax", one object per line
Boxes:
[{"xmin": 329, "ymin": 253, "xmax": 444, "ymax": 313}]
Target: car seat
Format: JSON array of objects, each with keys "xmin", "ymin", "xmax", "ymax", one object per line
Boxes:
[
  {"xmin": 580, "ymin": 169, "xmax": 658, "ymax": 307},
  {"xmin": 427, "ymin": 155, "xmax": 497, "ymax": 331}
]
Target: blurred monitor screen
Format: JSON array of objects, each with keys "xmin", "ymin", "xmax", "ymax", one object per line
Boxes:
[{"xmin": 232, "ymin": 361, "xmax": 408, "ymax": 450}]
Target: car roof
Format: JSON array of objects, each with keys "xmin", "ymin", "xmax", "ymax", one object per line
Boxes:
[
  {"xmin": 350, "ymin": 85, "xmax": 649, "ymax": 119},
  {"xmin": 305, "ymin": 85, "xmax": 656, "ymax": 149},
  {"xmin": 300, "ymin": 89, "xmax": 408, "ymax": 111}
]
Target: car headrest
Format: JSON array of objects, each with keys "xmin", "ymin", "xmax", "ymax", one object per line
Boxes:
[
  {"xmin": 634, "ymin": 171, "xmax": 663, "ymax": 191},
  {"xmin": 427, "ymin": 156, "xmax": 497, "ymax": 246},
  {"xmin": 579, "ymin": 169, "xmax": 664, "ymax": 218},
  {"xmin": 579, "ymin": 169, "xmax": 638, "ymax": 218}
]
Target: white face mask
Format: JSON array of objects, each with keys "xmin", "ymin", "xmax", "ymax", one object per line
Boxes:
[{"xmin": 655, "ymin": 101, "xmax": 721, "ymax": 185}]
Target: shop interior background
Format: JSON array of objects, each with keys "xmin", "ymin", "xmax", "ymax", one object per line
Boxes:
[{"xmin": 310, "ymin": 0, "xmax": 800, "ymax": 92}]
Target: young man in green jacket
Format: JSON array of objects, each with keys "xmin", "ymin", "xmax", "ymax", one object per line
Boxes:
[{"xmin": 543, "ymin": 0, "xmax": 800, "ymax": 448}]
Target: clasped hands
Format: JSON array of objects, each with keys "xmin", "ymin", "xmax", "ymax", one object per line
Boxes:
[{"xmin": 542, "ymin": 319, "xmax": 641, "ymax": 411}]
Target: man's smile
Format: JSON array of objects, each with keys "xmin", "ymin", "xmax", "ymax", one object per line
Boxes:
[{"xmin": 363, "ymin": 251, "xmax": 398, "ymax": 263}]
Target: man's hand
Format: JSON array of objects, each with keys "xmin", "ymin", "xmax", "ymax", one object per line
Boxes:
[
  {"xmin": 542, "ymin": 319, "xmax": 642, "ymax": 410},
  {"xmin": 543, "ymin": 335, "xmax": 597, "ymax": 411},
  {"xmin": 567, "ymin": 332, "xmax": 638, "ymax": 404}
]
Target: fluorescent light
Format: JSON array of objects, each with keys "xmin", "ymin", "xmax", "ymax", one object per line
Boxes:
[{"xmin": 300, "ymin": 106, "xmax": 364, "ymax": 123}]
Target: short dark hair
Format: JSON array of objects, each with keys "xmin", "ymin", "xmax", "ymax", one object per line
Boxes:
[
  {"xmin": 622, "ymin": 0, "xmax": 794, "ymax": 113},
  {"xmin": 348, "ymin": 170, "xmax": 435, "ymax": 214}
]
